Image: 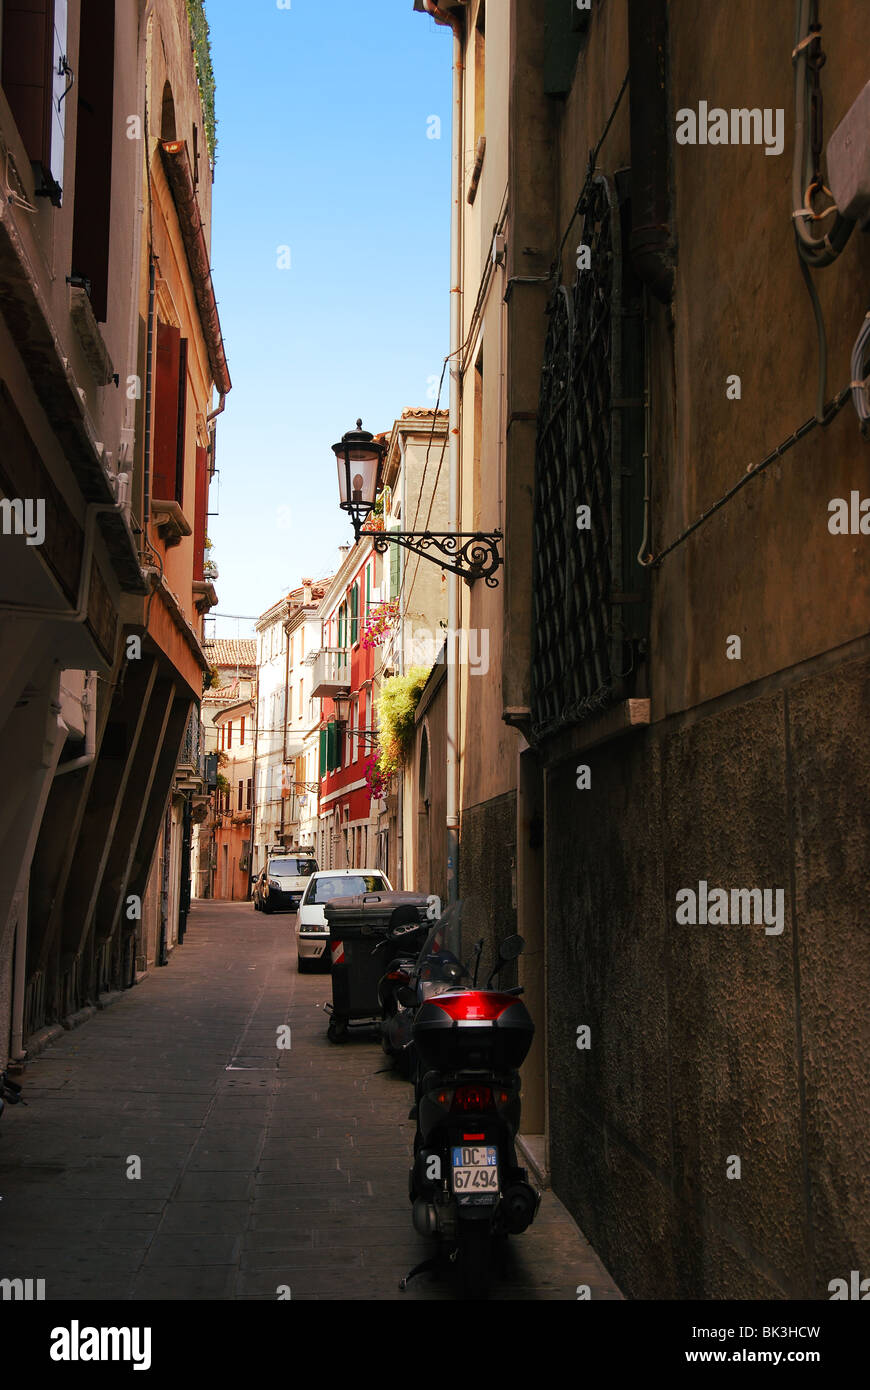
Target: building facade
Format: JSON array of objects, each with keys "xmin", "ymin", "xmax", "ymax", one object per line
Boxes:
[
  {"xmin": 416, "ymin": 0, "xmax": 870, "ymax": 1300},
  {"xmin": 252, "ymin": 580, "xmax": 328, "ymax": 875},
  {"xmin": 192, "ymin": 637, "xmax": 256, "ymax": 899},
  {"xmin": 0, "ymin": 0, "xmax": 229, "ymax": 1064}
]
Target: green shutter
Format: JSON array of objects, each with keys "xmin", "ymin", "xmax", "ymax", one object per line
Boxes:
[
  {"xmin": 326, "ymin": 720, "xmax": 338, "ymax": 771},
  {"xmin": 350, "ymin": 583, "xmax": 358, "ymax": 645},
  {"xmin": 319, "ymin": 727, "xmax": 327, "ymax": 776}
]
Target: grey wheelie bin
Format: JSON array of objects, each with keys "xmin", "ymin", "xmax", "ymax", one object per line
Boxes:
[{"xmin": 324, "ymin": 890, "xmax": 430, "ymax": 1043}]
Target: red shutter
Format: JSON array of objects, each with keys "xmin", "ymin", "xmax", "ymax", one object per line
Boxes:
[
  {"xmin": 153, "ymin": 322, "xmax": 180, "ymax": 502},
  {"xmin": 175, "ymin": 339, "xmax": 188, "ymax": 507},
  {"xmin": 1, "ymin": 1, "xmax": 54, "ymax": 173},
  {"xmin": 193, "ymin": 445, "xmax": 208, "ymax": 580}
]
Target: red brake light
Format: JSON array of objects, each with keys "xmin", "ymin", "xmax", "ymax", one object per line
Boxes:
[
  {"xmin": 432, "ymin": 991, "xmax": 514, "ymax": 1021},
  {"xmin": 452, "ymin": 1085, "xmax": 493, "ymax": 1113},
  {"xmin": 463, "ymin": 1133, "xmax": 485, "ymax": 1141}
]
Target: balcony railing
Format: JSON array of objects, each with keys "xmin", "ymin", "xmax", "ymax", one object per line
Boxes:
[{"xmin": 310, "ymin": 648, "xmax": 350, "ymax": 699}]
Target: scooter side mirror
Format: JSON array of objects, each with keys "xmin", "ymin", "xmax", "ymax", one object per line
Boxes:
[{"xmin": 498, "ymin": 934, "xmax": 525, "ymax": 962}]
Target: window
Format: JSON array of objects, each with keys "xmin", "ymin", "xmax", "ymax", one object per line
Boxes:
[
  {"xmin": 1, "ymin": 0, "xmax": 68, "ymax": 204},
  {"xmin": 350, "ymin": 583, "xmax": 359, "ymax": 646},
  {"xmin": 531, "ymin": 174, "xmax": 647, "ymax": 737},
  {"xmin": 389, "ymin": 524, "xmax": 400, "ymax": 599},
  {"xmin": 319, "ymin": 727, "xmax": 327, "ymax": 778},
  {"xmin": 70, "ymin": 0, "xmax": 115, "ymax": 320},
  {"xmin": 227, "ymin": 721, "xmax": 233, "ymax": 750},
  {"xmin": 240, "ymin": 716, "xmax": 245, "ymax": 745},
  {"xmin": 308, "ymin": 874, "xmax": 386, "ymax": 905},
  {"xmin": 298, "ymin": 681, "xmax": 303, "ymax": 719},
  {"xmin": 246, "ymin": 778, "xmax": 252, "ymax": 810},
  {"xmin": 238, "ymin": 780, "xmax": 243, "ymax": 811},
  {"xmin": 337, "ymin": 602, "xmax": 347, "ymax": 651},
  {"xmin": 326, "ymin": 720, "xmax": 339, "ymax": 773},
  {"xmin": 193, "ymin": 445, "xmax": 208, "ymax": 580},
  {"xmin": 153, "ymin": 322, "xmax": 187, "ymax": 505}
]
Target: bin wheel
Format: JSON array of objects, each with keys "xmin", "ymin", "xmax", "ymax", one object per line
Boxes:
[{"xmin": 327, "ymin": 1017, "xmax": 349, "ymax": 1044}]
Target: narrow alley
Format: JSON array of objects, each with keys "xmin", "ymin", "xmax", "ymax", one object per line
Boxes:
[{"xmin": 0, "ymin": 902, "xmax": 621, "ymax": 1302}]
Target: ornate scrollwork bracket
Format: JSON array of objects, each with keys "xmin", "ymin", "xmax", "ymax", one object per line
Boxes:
[{"xmin": 370, "ymin": 530, "xmax": 503, "ymax": 587}]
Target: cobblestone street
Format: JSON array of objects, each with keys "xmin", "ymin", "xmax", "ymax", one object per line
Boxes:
[{"xmin": 0, "ymin": 901, "xmax": 621, "ymax": 1301}]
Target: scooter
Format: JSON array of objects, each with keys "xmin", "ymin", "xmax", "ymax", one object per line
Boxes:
[
  {"xmin": 0, "ymin": 1070, "xmax": 24, "ymax": 1127},
  {"xmin": 376, "ymin": 905, "xmax": 429, "ymax": 1070},
  {"xmin": 399, "ymin": 921, "xmax": 540, "ymax": 1298}
]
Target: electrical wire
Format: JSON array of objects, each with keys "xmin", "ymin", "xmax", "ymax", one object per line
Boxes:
[{"xmin": 641, "ymin": 384, "xmax": 851, "ymax": 568}]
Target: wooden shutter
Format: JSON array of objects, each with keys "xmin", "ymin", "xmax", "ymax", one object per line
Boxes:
[
  {"xmin": 193, "ymin": 445, "xmax": 208, "ymax": 580},
  {"xmin": 153, "ymin": 322, "xmax": 181, "ymax": 501},
  {"xmin": 70, "ymin": 0, "xmax": 114, "ymax": 319},
  {"xmin": 350, "ymin": 583, "xmax": 358, "ymax": 645},
  {"xmin": 1, "ymin": 0, "xmax": 54, "ymax": 185},
  {"xmin": 319, "ymin": 728, "xmax": 327, "ymax": 777},
  {"xmin": 175, "ymin": 338, "xmax": 187, "ymax": 507}
]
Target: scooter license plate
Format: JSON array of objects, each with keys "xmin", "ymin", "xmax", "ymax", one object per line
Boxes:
[{"xmin": 451, "ymin": 1145, "xmax": 499, "ymax": 1204}]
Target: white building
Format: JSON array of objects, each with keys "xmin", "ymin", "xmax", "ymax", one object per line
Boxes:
[{"xmin": 252, "ymin": 579, "xmax": 330, "ymax": 874}]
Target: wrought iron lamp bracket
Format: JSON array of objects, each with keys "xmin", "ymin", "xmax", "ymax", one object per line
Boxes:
[{"xmin": 368, "ymin": 529, "xmax": 503, "ymax": 587}]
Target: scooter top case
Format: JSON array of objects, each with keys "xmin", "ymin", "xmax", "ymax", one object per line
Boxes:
[{"xmin": 413, "ymin": 989, "xmax": 534, "ymax": 1072}]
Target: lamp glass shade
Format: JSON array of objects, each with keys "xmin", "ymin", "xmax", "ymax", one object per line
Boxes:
[{"xmin": 335, "ymin": 448, "xmax": 379, "ymax": 511}]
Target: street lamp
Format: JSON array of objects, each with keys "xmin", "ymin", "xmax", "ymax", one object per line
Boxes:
[
  {"xmin": 331, "ymin": 417, "xmax": 504, "ymax": 587},
  {"xmin": 332, "ymin": 419, "xmax": 386, "ymax": 541}
]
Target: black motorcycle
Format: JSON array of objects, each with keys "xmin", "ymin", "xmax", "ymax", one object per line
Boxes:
[
  {"xmin": 0, "ymin": 1070, "xmax": 24, "ymax": 1126},
  {"xmin": 399, "ymin": 916, "xmax": 540, "ymax": 1298}
]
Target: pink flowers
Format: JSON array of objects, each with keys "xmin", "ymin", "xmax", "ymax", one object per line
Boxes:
[
  {"xmin": 364, "ymin": 754, "xmax": 390, "ymax": 800},
  {"xmin": 361, "ymin": 600, "xmax": 400, "ymax": 650}
]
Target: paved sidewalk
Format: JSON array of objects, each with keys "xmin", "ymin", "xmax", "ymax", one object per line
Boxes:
[{"xmin": 0, "ymin": 901, "xmax": 622, "ymax": 1300}]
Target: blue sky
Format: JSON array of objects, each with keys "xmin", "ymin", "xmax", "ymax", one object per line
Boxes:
[{"xmin": 203, "ymin": 0, "xmax": 452, "ymax": 641}]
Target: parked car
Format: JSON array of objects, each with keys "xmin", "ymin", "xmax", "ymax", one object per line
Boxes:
[
  {"xmin": 252, "ymin": 869, "xmax": 266, "ymax": 909},
  {"xmin": 253, "ymin": 852, "xmax": 318, "ymax": 914},
  {"xmin": 296, "ymin": 868, "xmax": 392, "ymax": 972}
]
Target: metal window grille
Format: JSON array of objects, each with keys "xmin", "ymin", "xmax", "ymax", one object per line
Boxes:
[{"xmin": 531, "ymin": 173, "xmax": 646, "ymax": 739}]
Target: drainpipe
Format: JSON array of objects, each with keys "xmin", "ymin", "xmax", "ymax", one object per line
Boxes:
[
  {"xmin": 444, "ymin": 10, "xmax": 464, "ymax": 910},
  {"xmin": 627, "ymin": 0, "xmax": 675, "ymax": 303}
]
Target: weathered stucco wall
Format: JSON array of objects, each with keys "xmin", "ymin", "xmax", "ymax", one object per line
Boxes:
[{"xmin": 546, "ymin": 650, "xmax": 870, "ymax": 1299}]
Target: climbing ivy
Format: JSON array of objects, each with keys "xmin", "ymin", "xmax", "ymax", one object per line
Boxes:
[{"xmin": 186, "ymin": 0, "xmax": 217, "ymax": 162}]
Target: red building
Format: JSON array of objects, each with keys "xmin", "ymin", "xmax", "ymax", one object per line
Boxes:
[{"xmin": 312, "ymin": 539, "xmax": 386, "ymax": 872}]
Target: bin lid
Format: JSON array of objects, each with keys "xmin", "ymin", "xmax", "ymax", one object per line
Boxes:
[{"xmin": 324, "ymin": 890, "xmax": 431, "ymax": 927}]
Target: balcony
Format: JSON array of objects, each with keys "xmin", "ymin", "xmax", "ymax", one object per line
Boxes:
[{"xmin": 310, "ymin": 648, "xmax": 350, "ymax": 699}]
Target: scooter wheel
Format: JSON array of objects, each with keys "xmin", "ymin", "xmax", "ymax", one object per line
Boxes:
[{"xmin": 327, "ymin": 1018, "xmax": 349, "ymax": 1044}]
